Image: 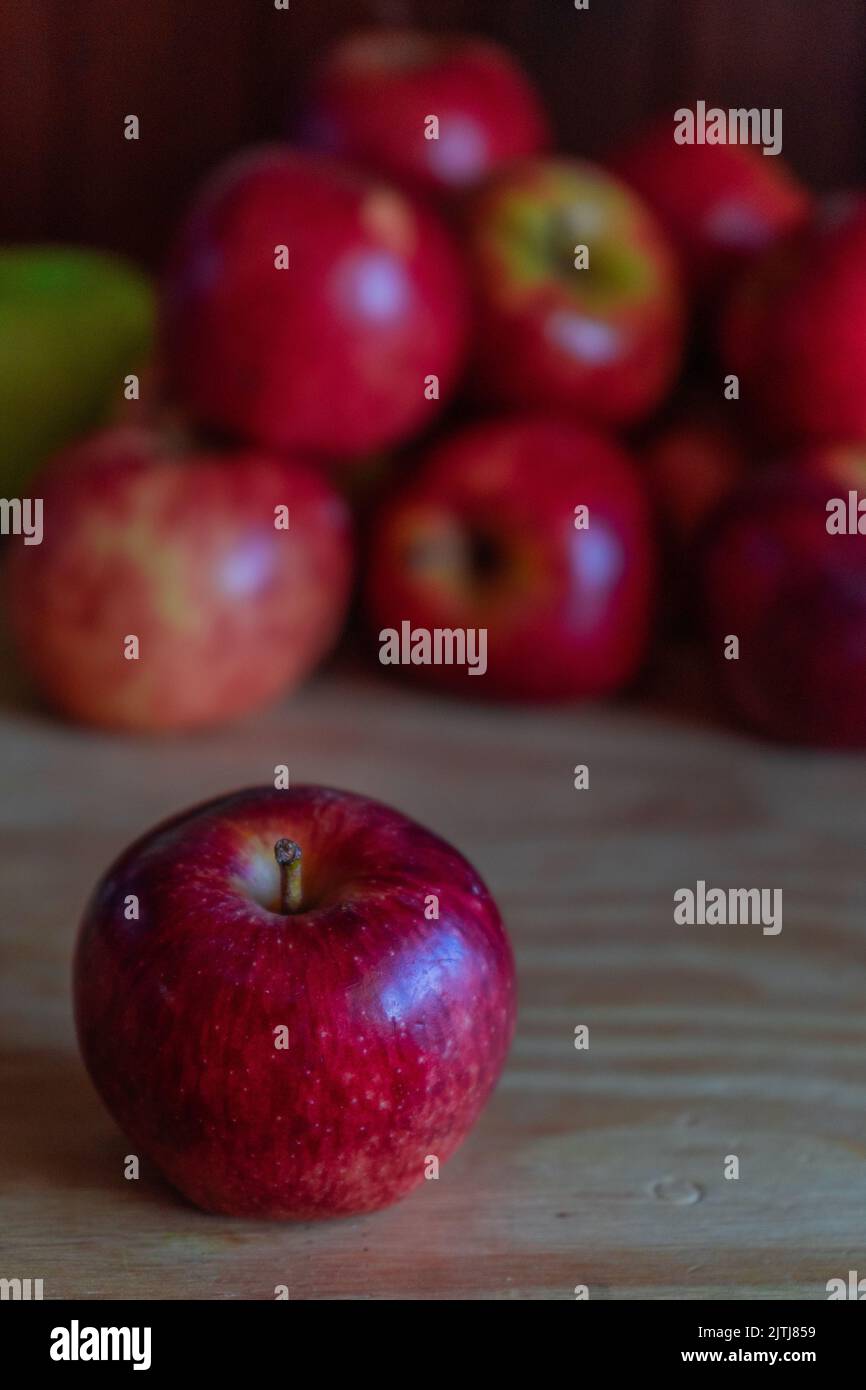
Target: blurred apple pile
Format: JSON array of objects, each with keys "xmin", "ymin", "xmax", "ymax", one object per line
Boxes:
[{"xmin": 4, "ymin": 27, "xmax": 866, "ymax": 746}]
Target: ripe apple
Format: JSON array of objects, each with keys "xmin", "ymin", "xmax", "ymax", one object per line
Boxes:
[
  {"xmin": 0, "ymin": 246, "xmax": 153, "ymax": 495},
  {"xmin": 644, "ymin": 393, "xmax": 748, "ymax": 544},
  {"xmin": 301, "ymin": 27, "xmax": 549, "ymax": 196},
  {"xmin": 3, "ymin": 426, "xmax": 353, "ymax": 732},
  {"xmin": 162, "ymin": 146, "xmax": 469, "ymax": 460},
  {"xmin": 611, "ymin": 119, "xmax": 810, "ymax": 294},
  {"xmin": 364, "ymin": 415, "xmax": 657, "ymax": 699},
  {"xmin": 73, "ymin": 784, "xmax": 516, "ymax": 1217},
  {"xmin": 720, "ymin": 196, "xmax": 866, "ymax": 444},
  {"xmin": 701, "ymin": 446, "xmax": 866, "ymax": 746},
  {"xmin": 643, "ymin": 393, "xmax": 750, "ymax": 632},
  {"xmin": 462, "ymin": 159, "xmax": 684, "ymax": 427}
]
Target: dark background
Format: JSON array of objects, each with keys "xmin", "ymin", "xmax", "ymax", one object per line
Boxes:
[{"xmin": 2, "ymin": 0, "xmax": 863, "ymax": 266}]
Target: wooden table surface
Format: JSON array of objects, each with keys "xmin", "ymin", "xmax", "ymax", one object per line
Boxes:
[{"xmin": 2, "ymin": 652, "xmax": 866, "ymax": 1300}]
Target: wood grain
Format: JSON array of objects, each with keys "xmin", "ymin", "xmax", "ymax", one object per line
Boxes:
[{"xmin": 2, "ymin": 655, "xmax": 865, "ymax": 1299}]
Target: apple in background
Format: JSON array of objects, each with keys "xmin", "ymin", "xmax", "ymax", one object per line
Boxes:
[
  {"xmin": 3, "ymin": 427, "xmax": 352, "ymax": 732},
  {"xmin": 162, "ymin": 146, "xmax": 469, "ymax": 461},
  {"xmin": 644, "ymin": 393, "xmax": 749, "ymax": 545},
  {"xmin": 74, "ymin": 784, "xmax": 516, "ymax": 1217},
  {"xmin": 610, "ymin": 119, "xmax": 810, "ymax": 295},
  {"xmin": 720, "ymin": 195, "xmax": 866, "ymax": 444},
  {"xmin": 364, "ymin": 415, "xmax": 657, "ymax": 700},
  {"xmin": 701, "ymin": 445, "xmax": 866, "ymax": 747},
  {"xmin": 0, "ymin": 246, "xmax": 153, "ymax": 496},
  {"xmin": 301, "ymin": 27, "xmax": 549, "ymax": 198},
  {"xmin": 643, "ymin": 392, "xmax": 750, "ymax": 633},
  {"xmin": 462, "ymin": 159, "xmax": 684, "ymax": 428}
]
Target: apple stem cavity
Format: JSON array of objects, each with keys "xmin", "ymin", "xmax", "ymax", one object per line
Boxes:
[{"xmin": 274, "ymin": 838, "xmax": 303, "ymax": 914}]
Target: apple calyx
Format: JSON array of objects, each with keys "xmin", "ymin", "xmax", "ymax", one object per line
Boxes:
[{"xmin": 274, "ymin": 838, "xmax": 303, "ymax": 914}]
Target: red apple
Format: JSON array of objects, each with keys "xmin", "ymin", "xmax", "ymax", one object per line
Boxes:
[
  {"xmin": 462, "ymin": 159, "xmax": 684, "ymax": 428},
  {"xmin": 701, "ymin": 445, "xmax": 866, "ymax": 746},
  {"xmin": 644, "ymin": 394, "xmax": 748, "ymax": 544},
  {"xmin": 73, "ymin": 784, "xmax": 516, "ymax": 1217},
  {"xmin": 301, "ymin": 27, "xmax": 549, "ymax": 196},
  {"xmin": 611, "ymin": 118, "xmax": 810, "ymax": 294},
  {"xmin": 364, "ymin": 415, "xmax": 657, "ymax": 700},
  {"xmin": 643, "ymin": 393, "xmax": 750, "ymax": 633},
  {"xmin": 720, "ymin": 196, "xmax": 866, "ymax": 444},
  {"xmin": 162, "ymin": 146, "xmax": 469, "ymax": 459},
  {"xmin": 3, "ymin": 427, "xmax": 353, "ymax": 732}
]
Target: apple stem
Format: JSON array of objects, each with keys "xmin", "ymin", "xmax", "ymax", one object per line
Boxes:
[{"xmin": 274, "ymin": 839, "xmax": 303, "ymax": 914}]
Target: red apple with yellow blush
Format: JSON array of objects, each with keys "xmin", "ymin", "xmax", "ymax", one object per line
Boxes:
[
  {"xmin": 462, "ymin": 159, "xmax": 684, "ymax": 428},
  {"xmin": 4, "ymin": 426, "xmax": 353, "ymax": 732}
]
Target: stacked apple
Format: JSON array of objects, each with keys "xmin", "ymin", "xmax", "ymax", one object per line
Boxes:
[
  {"xmin": 0, "ymin": 29, "xmax": 651, "ymax": 728},
  {"xmin": 5, "ymin": 145, "xmax": 471, "ymax": 730},
  {"xmin": 5, "ymin": 24, "xmax": 864, "ymax": 747},
  {"xmin": 307, "ymin": 31, "xmax": 694, "ymax": 704},
  {"xmin": 608, "ymin": 121, "xmax": 866, "ymax": 747},
  {"xmin": 703, "ymin": 193, "xmax": 866, "ymax": 745}
]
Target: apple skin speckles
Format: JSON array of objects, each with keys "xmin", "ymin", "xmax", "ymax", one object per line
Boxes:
[{"xmin": 73, "ymin": 785, "xmax": 516, "ymax": 1218}]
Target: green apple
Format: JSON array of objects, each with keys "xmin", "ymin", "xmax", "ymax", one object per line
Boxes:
[{"xmin": 0, "ymin": 246, "xmax": 153, "ymax": 494}]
